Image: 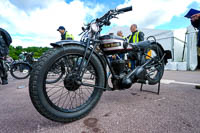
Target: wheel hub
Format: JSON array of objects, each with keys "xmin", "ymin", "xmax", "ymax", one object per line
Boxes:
[{"xmin": 64, "ymin": 73, "xmax": 81, "ymax": 91}]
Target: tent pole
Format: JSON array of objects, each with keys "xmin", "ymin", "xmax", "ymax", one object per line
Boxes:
[
  {"xmin": 171, "ymin": 37, "xmax": 175, "ymax": 62},
  {"xmin": 182, "ymin": 32, "xmax": 187, "ymax": 62}
]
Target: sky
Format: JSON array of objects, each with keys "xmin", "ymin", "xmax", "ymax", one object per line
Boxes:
[{"xmin": 0, "ymin": 0, "xmax": 200, "ymax": 47}]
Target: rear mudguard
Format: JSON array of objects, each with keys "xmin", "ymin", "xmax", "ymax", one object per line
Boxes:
[
  {"xmin": 50, "ymin": 40, "xmax": 108, "ymax": 88},
  {"xmin": 152, "ymin": 42, "xmax": 172, "ymax": 64},
  {"xmin": 130, "ymin": 41, "xmax": 172, "ymax": 64}
]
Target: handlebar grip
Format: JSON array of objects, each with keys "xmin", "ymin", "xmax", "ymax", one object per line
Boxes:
[{"xmin": 117, "ymin": 6, "xmax": 132, "ymax": 12}]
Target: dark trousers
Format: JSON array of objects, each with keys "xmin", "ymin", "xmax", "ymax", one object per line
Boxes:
[{"xmin": 0, "ymin": 60, "xmax": 8, "ymax": 81}]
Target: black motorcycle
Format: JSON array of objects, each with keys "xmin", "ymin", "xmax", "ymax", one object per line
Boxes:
[
  {"xmin": 10, "ymin": 52, "xmax": 34, "ymax": 79},
  {"xmin": 29, "ymin": 6, "xmax": 171, "ymax": 123},
  {"xmin": 10, "ymin": 52, "xmax": 63, "ymax": 84}
]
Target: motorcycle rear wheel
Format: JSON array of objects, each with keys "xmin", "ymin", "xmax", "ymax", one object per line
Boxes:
[
  {"xmin": 144, "ymin": 44, "xmax": 165, "ymax": 85},
  {"xmin": 10, "ymin": 62, "xmax": 31, "ymax": 79}
]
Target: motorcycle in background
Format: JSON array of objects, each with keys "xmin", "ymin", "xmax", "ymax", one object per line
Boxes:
[
  {"xmin": 10, "ymin": 52, "xmax": 34, "ymax": 79},
  {"xmin": 10, "ymin": 52, "xmax": 64, "ymax": 84}
]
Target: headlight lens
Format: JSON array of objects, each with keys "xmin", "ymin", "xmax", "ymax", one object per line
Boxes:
[{"xmin": 90, "ymin": 23, "xmax": 99, "ymax": 33}]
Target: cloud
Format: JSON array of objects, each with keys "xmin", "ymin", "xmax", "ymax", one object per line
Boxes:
[
  {"xmin": 1, "ymin": 0, "xmax": 199, "ymax": 47},
  {"xmin": 8, "ymin": 0, "xmax": 60, "ymax": 11},
  {"xmin": 0, "ymin": 0, "xmax": 104, "ymax": 47},
  {"xmin": 111, "ymin": 0, "xmax": 200, "ymax": 28}
]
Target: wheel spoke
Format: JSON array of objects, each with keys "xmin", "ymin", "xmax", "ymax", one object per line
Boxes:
[
  {"xmin": 48, "ymin": 87, "xmax": 64, "ymax": 98},
  {"xmin": 61, "ymin": 91, "xmax": 70, "ymax": 108},
  {"xmin": 55, "ymin": 87, "xmax": 65, "ymax": 106},
  {"xmin": 44, "ymin": 54, "xmax": 97, "ymax": 112}
]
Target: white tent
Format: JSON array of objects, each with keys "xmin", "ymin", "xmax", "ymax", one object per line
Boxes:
[
  {"xmin": 185, "ymin": 25, "xmax": 198, "ymax": 70},
  {"xmin": 107, "ymin": 26, "xmax": 198, "ymax": 71}
]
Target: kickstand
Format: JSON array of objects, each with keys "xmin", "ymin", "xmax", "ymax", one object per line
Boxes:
[
  {"xmin": 157, "ymin": 81, "xmax": 161, "ymax": 95},
  {"xmin": 140, "ymin": 84, "xmax": 143, "ymax": 92},
  {"xmin": 140, "ymin": 81, "xmax": 161, "ymax": 95}
]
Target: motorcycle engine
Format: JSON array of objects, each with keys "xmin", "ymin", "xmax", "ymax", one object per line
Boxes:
[
  {"xmin": 111, "ymin": 60, "xmax": 125, "ymax": 75},
  {"xmin": 111, "ymin": 60, "xmax": 128, "ymax": 90}
]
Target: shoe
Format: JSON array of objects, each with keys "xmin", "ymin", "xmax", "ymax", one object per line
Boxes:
[
  {"xmin": 195, "ymin": 85, "xmax": 200, "ymax": 89},
  {"xmin": 2, "ymin": 79, "xmax": 8, "ymax": 85}
]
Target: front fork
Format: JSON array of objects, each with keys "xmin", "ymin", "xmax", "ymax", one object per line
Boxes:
[{"xmin": 77, "ymin": 39, "xmax": 98, "ymax": 79}]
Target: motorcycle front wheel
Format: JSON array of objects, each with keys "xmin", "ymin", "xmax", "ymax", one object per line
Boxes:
[{"xmin": 29, "ymin": 45, "xmax": 105, "ymax": 123}]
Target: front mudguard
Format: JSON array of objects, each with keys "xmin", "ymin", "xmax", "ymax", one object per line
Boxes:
[
  {"xmin": 50, "ymin": 40, "xmax": 83, "ymax": 47},
  {"xmin": 50, "ymin": 40, "xmax": 108, "ymax": 89}
]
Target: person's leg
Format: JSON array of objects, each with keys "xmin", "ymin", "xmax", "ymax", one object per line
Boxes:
[
  {"xmin": 118, "ymin": 54, "xmax": 125, "ymax": 60},
  {"xmin": 1, "ymin": 67, "xmax": 8, "ymax": 85},
  {"xmin": 0, "ymin": 60, "xmax": 8, "ymax": 85},
  {"xmin": 1, "ymin": 77, "xmax": 8, "ymax": 85},
  {"xmin": 195, "ymin": 47, "xmax": 200, "ymax": 89},
  {"xmin": 197, "ymin": 46, "xmax": 200, "ymax": 68}
]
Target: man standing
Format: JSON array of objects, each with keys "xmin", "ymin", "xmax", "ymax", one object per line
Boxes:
[
  {"xmin": 57, "ymin": 26, "xmax": 74, "ymax": 40},
  {"xmin": 0, "ymin": 28, "xmax": 12, "ymax": 85},
  {"xmin": 190, "ymin": 12, "xmax": 200, "ymax": 89},
  {"xmin": 127, "ymin": 24, "xmax": 145, "ymax": 69},
  {"xmin": 128, "ymin": 24, "xmax": 144, "ymax": 43}
]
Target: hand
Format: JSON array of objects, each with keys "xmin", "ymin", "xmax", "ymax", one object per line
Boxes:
[{"xmin": 191, "ymin": 13, "xmax": 200, "ymax": 22}]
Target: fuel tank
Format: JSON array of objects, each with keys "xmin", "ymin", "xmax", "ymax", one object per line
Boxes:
[{"xmin": 99, "ymin": 35, "xmax": 133, "ymax": 55}]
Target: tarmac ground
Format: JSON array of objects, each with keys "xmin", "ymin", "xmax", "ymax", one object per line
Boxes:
[{"xmin": 0, "ymin": 70, "xmax": 200, "ymax": 133}]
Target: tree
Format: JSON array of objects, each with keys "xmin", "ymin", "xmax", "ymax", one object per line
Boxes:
[{"xmin": 9, "ymin": 46, "xmax": 50, "ymax": 60}]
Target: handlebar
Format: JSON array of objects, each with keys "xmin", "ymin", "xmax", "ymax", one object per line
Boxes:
[
  {"xmin": 81, "ymin": 6, "xmax": 132, "ymax": 34},
  {"xmin": 117, "ymin": 6, "xmax": 132, "ymax": 13},
  {"xmin": 98, "ymin": 6, "xmax": 132, "ymax": 22}
]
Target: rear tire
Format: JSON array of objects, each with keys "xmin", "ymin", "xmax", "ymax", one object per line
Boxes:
[
  {"xmin": 145, "ymin": 44, "xmax": 165, "ymax": 85},
  {"xmin": 29, "ymin": 45, "xmax": 105, "ymax": 123}
]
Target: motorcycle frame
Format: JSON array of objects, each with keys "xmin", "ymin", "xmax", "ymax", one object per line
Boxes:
[{"xmin": 50, "ymin": 39, "xmax": 169, "ymax": 91}]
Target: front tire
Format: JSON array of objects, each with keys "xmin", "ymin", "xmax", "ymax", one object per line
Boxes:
[{"xmin": 29, "ymin": 45, "xmax": 105, "ymax": 123}]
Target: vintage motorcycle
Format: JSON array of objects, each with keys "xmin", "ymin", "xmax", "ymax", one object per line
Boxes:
[
  {"xmin": 29, "ymin": 6, "xmax": 171, "ymax": 123},
  {"xmin": 10, "ymin": 52, "xmax": 61, "ymax": 84},
  {"xmin": 10, "ymin": 52, "xmax": 34, "ymax": 79}
]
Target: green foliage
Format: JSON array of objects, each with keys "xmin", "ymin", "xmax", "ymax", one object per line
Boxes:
[{"xmin": 9, "ymin": 46, "xmax": 50, "ymax": 60}]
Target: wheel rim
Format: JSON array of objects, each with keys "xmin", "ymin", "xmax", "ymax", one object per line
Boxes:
[
  {"xmin": 11, "ymin": 63, "xmax": 30, "ymax": 79},
  {"xmin": 43, "ymin": 54, "xmax": 99, "ymax": 113},
  {"xmin": 145, "ymin": 48, "xmax": 164, "ymax": 80}
]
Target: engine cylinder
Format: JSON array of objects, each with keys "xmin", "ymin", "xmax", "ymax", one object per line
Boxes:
[{"xmin": 111, "ymin": 60, "xmax": 125, "ymax": 75}]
